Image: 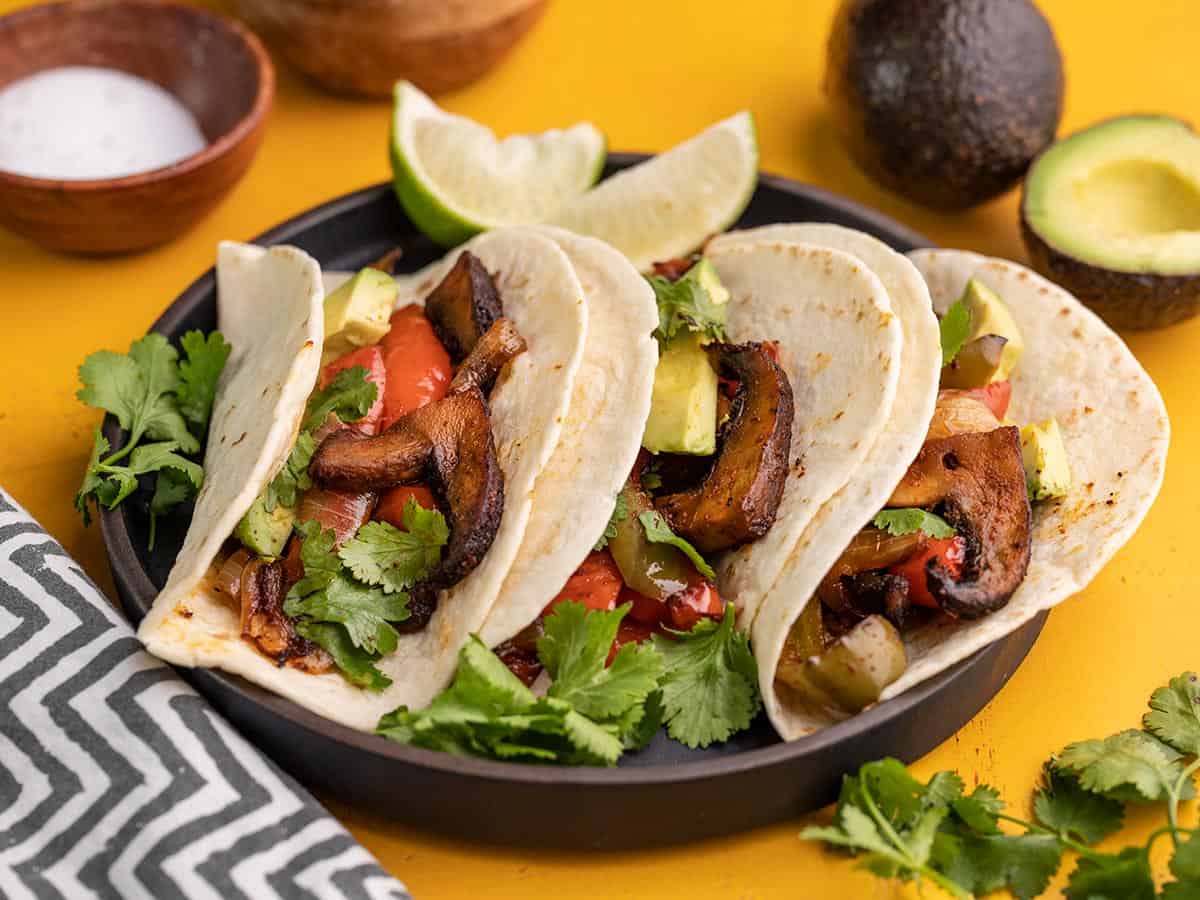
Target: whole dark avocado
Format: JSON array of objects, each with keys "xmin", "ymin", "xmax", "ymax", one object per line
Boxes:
[
  {"xmin": 1022, "ymin": 115, "xmax": 1200, "ymax": 330},
  {"xmin": 825, "ymin": 0, "xmax": 1064, "ymax": 209}
]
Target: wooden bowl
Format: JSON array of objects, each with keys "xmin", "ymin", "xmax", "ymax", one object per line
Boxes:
[
  {"xmin": 233, "ymin": 0, "xmax": 546, "ymax": 98},
  {"xmin": 0, "ymin": 0, "xmax": 273, "ymax": 255}
]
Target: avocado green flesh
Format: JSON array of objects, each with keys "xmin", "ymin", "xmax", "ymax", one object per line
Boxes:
[
  {"xmin": 1024, "ymin": 116, "xmax": 1200, "ymax": 275},
  {"xmin": 234, "ymin": 497, "xmax": 296, "ymax": 559},
  {"xmin": 642, "ymin": 333, "xmax": 718, "ymax": 455}
]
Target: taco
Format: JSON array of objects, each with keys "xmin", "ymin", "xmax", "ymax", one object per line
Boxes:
[
  {"xmin": 139, "ymin": 231, "xmax": 594, "ymax": 730},
  {"xmin": 745, "ymin": 246, "xmax": 1169, "ymax": 739}
]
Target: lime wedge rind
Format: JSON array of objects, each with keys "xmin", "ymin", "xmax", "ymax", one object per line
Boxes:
[{"xmin": 390, "ymin": 82, "xmax": 608, "ymax": 247}]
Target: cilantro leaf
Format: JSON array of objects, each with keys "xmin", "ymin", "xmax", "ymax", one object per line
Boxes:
[
  {"xmin": 75, "ymin": 430, "xmax": 111, "ymax": 525},
  {"xmin": 1063, "ymin": 847, "xmax": 1156, "ymax": 900},
  {"xmin": 76, "ymin": 437, "xmax": 203, "ymax": 525},
  {"xmin": 939, "ymin": 300, "xmax": 971, "ymax": 367},
  {"xmin": 175, "ymin": 330, "xmax": 231, "ymax": 434},
  {"xmin": 538, "ymin": 601, "xmax": 663, "ymax": 721},
  {"xmin": 285, "ymin": 574, "xmax": 409, "ymax": 654},
  {"xmin": 940, "ymin": 833, "xmax": 1063, "ymax": 900},
  {"xmin": 872, "ymin": 508, "xmax": 956, "ymax": 539},
  {"xmin": 78, "ymin": 334, "xmax": 198, "ymax": 454},
  {"xmin": 953, "ymin": 783, "xmax": 1005, "ymax": 835},
  {"xmin": 1057, "ymin": 729, "xmax": 1191, "ymax": 803},
  {"xmin": 593, "ymin": 493, "xmax": 628, "ymax": 551},
  {"xmin": 1145, "ymin": 672, "xmax": 1200, "ymax": 756},
  {"xmin": 638, "ymin": 510, "xmax": 716, "ymax": 580},
  {"xmin": 653, "ymin": 603, "xmax": 759, "ymax": 748},
  {"xmin": 1163, "ymin": 881, "xmax": 1200, "ymax": 900},
  {"xmin": 646, "ymin": 269, "xmax": 728, "ymax": 344},
  {"xmin": 296, "ymin": 621, "xmax": 391, "ymax": 691},
  {"xmin": 620, "ymin": 689, "xmax": 664, "ymax": 751},
  {"xmin": 338, "ymin": 504, "xmax": 448, "ymax": 593},
  {"xmin": 287, "ymin": 521, "xmax": 342, "ymax": 598},
  {"xmin": 1034, "ymin": 763, "xmax": 1124, "ymax": 845},
  {"xmin": 148, "ymin": 466, "xmax": 198, "ymax": 550},
  {"xmin": 302, "ymin": 366, "xmax": 377, "ymax": 432},
  {"xmin": 264, "ymin": 433, "xmax": 315, "ymax": 512}
]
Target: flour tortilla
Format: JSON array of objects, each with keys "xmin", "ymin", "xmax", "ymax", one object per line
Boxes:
[
  {"xmin": 699, "ymin": 240, "xmax": 903, "ymax": 631},
  {"xmin": 758, "ymin": 248, "xmax": 1169, "ymax": 739},
  {"xmin": 478, "ymin": 226, "xmax": 659, "ymax": 647},
  {"xmin": 140, "ymin": 230, "xmax": 588, "ymax": 731}
]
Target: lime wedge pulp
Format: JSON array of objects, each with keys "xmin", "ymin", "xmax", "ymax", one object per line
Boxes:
[
  {"xmin": 551, "ymin": 112, "xmax": 758, "ymax": 271},
  {"xmin": 390, "ymin": 81, "xmax": 608, "ymax": 247}
]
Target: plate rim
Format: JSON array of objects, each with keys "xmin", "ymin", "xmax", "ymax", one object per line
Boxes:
[{"xmin": 100, "ymin": 157, "xmax": 1044, "ymax": 790}]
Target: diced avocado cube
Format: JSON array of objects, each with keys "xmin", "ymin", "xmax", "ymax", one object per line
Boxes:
[
  {"xmin": 1020, "ymin": 417, "xmax": 1071, "ymax": 501},
  {"xmin": 234, "ymin": 495, "xmax": 297, "ymax": 558},
  {"xmin": 959, "ymin": 279, "xmax": 1024, "ymax": 382},
  {"xmin": 642, "ymin": 332, "xmax": 718, "ymax": 455},
  {"xmin": 323, "ymin": 268, "xmax": 398, "ymax": 362}
]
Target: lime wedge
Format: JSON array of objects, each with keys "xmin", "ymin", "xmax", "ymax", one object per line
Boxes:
[
  {"xmin": 390, "ymin": 81, "xmax": 607, "ymax": 247},
  {"xmin": 551, "ymin": 112, "xmax": 758, "ymax": 271}
]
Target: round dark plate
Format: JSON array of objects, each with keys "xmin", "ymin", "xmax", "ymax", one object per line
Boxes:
[{"xmin": 101, "ymin": 155, "xmax": 1045, "ymax": 849}]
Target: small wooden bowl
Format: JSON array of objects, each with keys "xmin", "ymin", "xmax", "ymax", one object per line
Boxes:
[
  {"xmin": 0, "ymin": 0, "xmax": 274, "ymax": 255},
  {"xmin": 233, "ymin": 0, "xmax": 546, "ymax": 98}
]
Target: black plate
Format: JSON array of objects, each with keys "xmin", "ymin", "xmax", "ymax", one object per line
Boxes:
[{"xmin": 101, "ymin": 155, "xmax": 1045, "ymax": 849}]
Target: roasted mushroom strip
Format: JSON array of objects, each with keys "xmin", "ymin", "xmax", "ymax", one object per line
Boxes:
[
  {"xmin": 239, "ymin": 558, "xmax": 331, "ymax": 672},
  {"xmin": 886, "ymin": 427, "xmax": 1032, "ymax": 619},
  {"xmin": 448, "ymin": 317, "xmax": 527, "ymax": 396},
  {"xmin": 424, "ymin": 251, "xmax": 503, "ymax": 360},
  {"xmin": 309, "ymin": 388, "xmax": 504, "ymax": 615},
  {"xmin": 655, "ymin": 342, "xmax": 794, "ymax": 553}
]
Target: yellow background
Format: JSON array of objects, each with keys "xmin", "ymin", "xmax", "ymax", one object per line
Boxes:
[{"xmin": 1, "ymin": 0, "xmax": 1196, "ymax": 896}]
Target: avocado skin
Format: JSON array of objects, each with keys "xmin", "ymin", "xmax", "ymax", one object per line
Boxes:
[
  {"xmin": 825, "ymin": 0, "xmax": 1064, "ymax": 210},
  {"xmin": 1020, "ymin": 215, "xmax": 1200, "ymax": 331}
]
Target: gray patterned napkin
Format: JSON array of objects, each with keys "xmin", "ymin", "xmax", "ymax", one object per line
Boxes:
[{"xmin": 0, "ymin": 489, "xmax": 412, "ymax": 900}]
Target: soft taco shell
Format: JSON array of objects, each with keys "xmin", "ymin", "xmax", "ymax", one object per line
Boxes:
[
  {"xmin": 701, "ymin": 239, "xmax": 903, "ymax": 631},
  {"xmin": 140, "ymin": 231, "xmax": 588, "ymax": 731},
  {"xmin": 756, "ymin": 248, "xmax": 1168, "ymax": 739}
]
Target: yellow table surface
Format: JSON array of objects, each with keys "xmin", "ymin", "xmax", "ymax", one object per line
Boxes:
[{"xmin": 1, "ymin": 0, "xmax": 1196, "ymax": 895}]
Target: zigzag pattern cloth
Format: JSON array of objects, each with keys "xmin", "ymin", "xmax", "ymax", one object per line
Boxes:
[{"xmin": 0, "ymin": 489, "xmax": 412, "ymax": 900}]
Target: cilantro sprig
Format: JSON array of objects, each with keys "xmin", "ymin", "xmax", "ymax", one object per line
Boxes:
[
  {"xmin": 378, "ymin": 600, "xmax": 761, "ymax": 764},
  {"xmin": 302, "ymin": 366, "xmax": 378, "ymax": 432},
  {"xmin": 654, "ymin": 603, "xmax": 760, "ymax": 748},
  {"xmin": 873, "ymin": 508, "xmax": 957, "ymax": 539},
  {"xmin": 593, "ymin": 493, "xmax": 628, "ymax": 551},
  {"xmin": 285, "ymin": 506, "xmax": 449, "ymax": 691},
  {"xmin": 802, "ymin": 672, "xmax": 1200, "ymax": 898},
  {"xmin": 378, "ymin": 602, "xmax": 663, "ymax": 765},
  {"xmin": 646, "ymin": 262, "xmax": 729, "ymax": 345},
  {"xmin": 75, "ymin": 331, "xmax": 230, "ymax": 537},
  {"xmin": 638, "ymin": 510, "xmax": 716, "ymax": 580}
]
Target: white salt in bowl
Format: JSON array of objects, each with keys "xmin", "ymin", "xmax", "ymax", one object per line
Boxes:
[{"xmin": 0, "ymin": 0, "xmax": 274, "ymax": 255}]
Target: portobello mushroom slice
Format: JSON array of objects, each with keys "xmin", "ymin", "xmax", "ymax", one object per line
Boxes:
[
  {"xmin": 655, "ymin": 342, "xmax": 794, "ymax": 553},
  {"xmin": 309, "ymin": 388, "xmax": 504, "ymax": 606},
  {"xmin": 423, "ymin": 251, "xmax": 503, "ymax": 361},
  {"xmin": 886, "ymin": 427, "xmax": 1032, "ymax": 619},
  {"xmin": 448, "ymin": 317, "xmax": 527, "ymax": 396}
]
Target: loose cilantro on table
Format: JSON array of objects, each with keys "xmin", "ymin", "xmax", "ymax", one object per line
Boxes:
[
  {"xmin": 873, "ymin": 508, "xmax": 957, "ymax": 539},
  {"xmin": 802, "ymin": 672, "xmax": 1200, "ymax": 898},
  {"xmin": 301, "ymin": 365, "xmax": 378, "ymax": 432},
  {"xmin": 646, "ymin": 270, "xmax": 728, "ymax": 345},
  {"xmin": 339, "ymin": 500, "xmax": 449, "ymax": 593},
  {"xmin": 75, "ymin": 331, "xmax": 229, "ymax": 528},
  {"xmin": 593, "ymin": 493, "xmax": 628, "ymax": 551},
  {"xmin": 378, "ymin": 602, "xmax": 662, "ymax": 765},
  {"xmin": 940, "ymin": 299, "xmax": 972, "ymax": 367},
  {"xmin": 638, "ymin": 510, "xmax": 717, "ymax": 580},
  {"xmin": 653, "ymin": 603, "xmax": 760, "ymax": 749}
]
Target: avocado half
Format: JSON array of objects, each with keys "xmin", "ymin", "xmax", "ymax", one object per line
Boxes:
[
  {"xmin": 824, "ymin": 0, "xmax": 1063, "ymax": 210},
  {"xmin": 1022, "ymin": 115, "xmax": 1200, "ymax": 330}
]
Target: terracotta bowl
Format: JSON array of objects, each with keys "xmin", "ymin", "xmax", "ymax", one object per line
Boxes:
[
  {"xmin": 233, "ymin": 0, "xmax": 546, "ymax": 98},
  {"xmin": 0, "ymin": 0, "xmax": 273, "ymax": 255}
]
